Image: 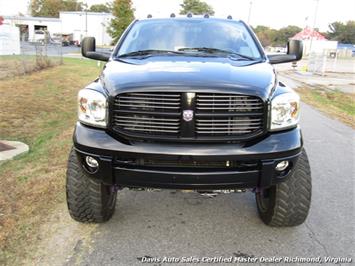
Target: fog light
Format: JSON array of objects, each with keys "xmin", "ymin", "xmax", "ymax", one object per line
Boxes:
[
  {"xmin": 86, "ymin": 156, "xmax": 99, "ymax": 168},
  {"xmin": 275, "ymin": 161, "xmax": 289, "ymax": 171}
]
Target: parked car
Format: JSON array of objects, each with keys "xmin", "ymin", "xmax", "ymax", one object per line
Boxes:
[
  {"xmin": 66, "ymin": 16, "xmax": 311, "ymax": 227},
  {"xmin": 32, "ymin": 30, "xmax": 47, "ymax": 44},
  {"xmin": 52, "ymin": 33, "xmax": 73, "ymax": 46}
]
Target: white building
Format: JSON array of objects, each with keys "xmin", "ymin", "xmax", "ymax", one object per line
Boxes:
[
  {"xmin": 0, "ymin": 24, "xmax": 20, "ymax": 55},
  {"xmin": 60, "ymin": 12, "xmax": 112, "ymax": 46},
  {"xmin": 3, "ymin": 16, "xmax": 61, "ymax": 42},
  {"xmin": 3, "ymin": 11, "xmax": 113, "ymax": 45}
]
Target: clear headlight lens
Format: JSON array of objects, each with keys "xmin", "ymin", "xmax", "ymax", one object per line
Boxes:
[
  {"xmin": 78, "ymin": 89, "xmax": 107, "ymax": 128},
  {"xmin": 270, "ymin": 92, "xmax": 300, "ymax": 131}
]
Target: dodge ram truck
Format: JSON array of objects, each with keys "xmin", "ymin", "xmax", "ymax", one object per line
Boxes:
[{"xmin": 66, "ymin": 15, "xmax": 311, "ymax": 227}]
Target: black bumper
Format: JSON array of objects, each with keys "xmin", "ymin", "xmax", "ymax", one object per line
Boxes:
[{"xmin": 73, "ymin": 122, "xmax": 303, "ymax": 189}]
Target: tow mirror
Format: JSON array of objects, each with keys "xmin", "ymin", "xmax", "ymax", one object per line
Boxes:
[
  {"xmin": 268, "ymin": 40, "xmax": 303, "ymax": 64},
  {"xmin": 81, "ymin": 37, "xmax": 110, "ymax": 62}
]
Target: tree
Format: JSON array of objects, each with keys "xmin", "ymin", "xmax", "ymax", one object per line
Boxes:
[
  {"xmin": 253, "ymin": 25, "xmax": 301, "ymax": 47},
  {"xmin": 253, "ymin": 26, "xmax": 277, "ymax": 47},
  {"xmin": 108, "ymin": 0, "xmax": 135, "ymax": 44},
  {"xmin": 89, "ymin": 3, "xmax": 112, "ymax": 13},
  {"xmin": 274, "ymin": 25, "xmax": 302, "ymax": 46},
  {"xmin": 327, "ymin": 21, "xmax": 355, "ymax": 44},
  {"xmin": 30, "ymin": 0, "xmax": 84, "ymax": 18},
  {"xmin": 180, "ymin": 0, "xmax": 215, "ymax": 15}
]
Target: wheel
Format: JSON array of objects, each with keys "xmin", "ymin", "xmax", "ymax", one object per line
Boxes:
[
  {"xmin": 66, "ymin": 148, "xmax": 116, "ymax": 223},
  {"xmin": 256, "ymin": 149, "xmax": 312, "ymax": 227}
]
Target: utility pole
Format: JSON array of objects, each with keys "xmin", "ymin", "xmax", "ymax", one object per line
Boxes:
[
  {"xmin": 309, "ymin": 0, "xmax": 320, "ymax": 53},
  {"xmin": 85, "ymin": 11, "xmax": 88, "ymax": 36},
  {"xmin": 85, "ymin": 0, "xmax": 88, "ymax": 36},
  {"xmin": 247, "ymin": 1, "xmax": 253, "ymax": 24}
]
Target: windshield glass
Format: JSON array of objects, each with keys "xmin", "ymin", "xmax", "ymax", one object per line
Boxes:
[{"xmin": 117, "ymin": 19, "xmax": 262, "ymax": 59}]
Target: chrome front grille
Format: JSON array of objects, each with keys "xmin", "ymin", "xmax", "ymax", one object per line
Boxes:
[
  {"xmin": 196, "ymin": 117, "xmax": 263, "ymax": 135},
  {"xmin": 115, "ymin": 92, "xmax": 181, "ymax": 110},
  {"xmin": 112, "ymin": 92, "xmax": 181, "ymax": 136},
  {"xmin": 111, "ymin": 91, "xmax": 265, "ymax": 141},
  {"xmin": 195, "ymin": 93, "xmax": 264, "ymax": 136},
  {"xmin": 196, "ymin": 93, "xmax": 263, "ymax": 112}
]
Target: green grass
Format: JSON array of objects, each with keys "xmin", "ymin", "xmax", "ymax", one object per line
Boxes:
[
  {"xmin": 297, "ymin": 87, "xmax": 355, "ymax": 127},
  {"xmin": 0, "ymin": 58, "xmax": 102, "ymax": 265},
  {"xmin": 311, "ymin": 89, "xmax": 354, "ymax": 116}
]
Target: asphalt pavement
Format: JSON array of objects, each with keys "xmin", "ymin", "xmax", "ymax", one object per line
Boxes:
[{"xmin": 63, "ymin": 103, "xmax": 354, "ymax": 266}]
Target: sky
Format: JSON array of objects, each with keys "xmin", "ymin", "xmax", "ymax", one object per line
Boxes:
[{"xmin": 0, "ymin": 0, "xmax": 354, "ymax": 31}]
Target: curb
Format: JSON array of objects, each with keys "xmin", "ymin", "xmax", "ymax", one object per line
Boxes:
[{"xmin": 0, "ymin": 140, "xmax": 29, "ymax": 165}]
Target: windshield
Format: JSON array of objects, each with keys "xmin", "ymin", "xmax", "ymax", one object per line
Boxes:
[{"xmin": 117, "ymin": 19, "xmax": 262, "ymax": 59}]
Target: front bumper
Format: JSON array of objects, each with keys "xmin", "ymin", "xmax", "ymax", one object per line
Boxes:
[{"xmin": 73, "ymin": 122, "xmax": 303, "ymax": 189}]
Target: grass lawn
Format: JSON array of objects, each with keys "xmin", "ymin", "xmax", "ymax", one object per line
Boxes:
[
  {"xmin": 0, "ymin": 58, "xmax": 102, "ymax": 264},
  {"xmin": 296, "ymin": 87, "xmax": 355, "ymax": 128}
]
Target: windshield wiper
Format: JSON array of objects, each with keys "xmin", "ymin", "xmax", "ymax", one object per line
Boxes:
[
  {"xmin": 117, "ymin": 49, "xmax": 184, "ymax": 58},
  {"xmin": 178, "ymin": 47, "xmax": 256, "ymax": 60},
  {"xmin": 178, "ymin": 47, "xmax": 231, "ymax": 53}
]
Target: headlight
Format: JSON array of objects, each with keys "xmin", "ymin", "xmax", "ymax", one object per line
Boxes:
[
  {"xmin": 78, "ymin": 89, "xmax": 107, "ymax": 128},
  {"xmin": 270, "ymin": 92, "xmax": 300, "ymax": 131}
]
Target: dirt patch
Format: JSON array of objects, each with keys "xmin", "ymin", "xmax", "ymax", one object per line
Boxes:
[{"xmin": 21, "ymin": 203, "xmax": 97, "ymax": 266}]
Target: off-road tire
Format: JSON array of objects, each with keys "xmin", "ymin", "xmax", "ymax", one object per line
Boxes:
[
  {"xmin": 256, "ymin": 149, "xmax": 312, "ymax": 227},
  {"xmin": 66, "ymin": 148, "xmax": 116, "ymax": 223}
]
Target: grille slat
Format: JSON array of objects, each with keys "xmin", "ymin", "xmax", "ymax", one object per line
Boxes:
[
  {"xmin": 114, "ymin": 120, "xmax": 179, "ymax": 126},
  {"xmin": 128, "ymin": 93, "xmax": 180, "ymax": 97},
  {"xmin": 118, "ymin": 96, "xmax": 180, "ymax": 101},
  {"xmin": 197, "ymin": 99, "xmax": 261, "ymax": 102},
  {"xmin": 196, "ymin": 106, "xmax": 262, "ymax": 110},
  {"xmin": 123, "ymin": 128, "xmax": 179, "ymax": 133},
  {"xmin": 197, "ymin": 95, "xmax": 254, "ymax": 98},
  {"xmin": 115, "ymin": 116, "xmax": 179, "ymax": 122},
  {"xmin": 198, "ymin": 102, "xmax": 262, "ymax": 107},
  {"xmin": 196, "ymin": 126, "xmax": 261, "ymax": 130},
  {"xmin": 115, "ymin": 104, "xmax": 180, "ymax": 109},
  {"xmin": 115, "ymin": 100, "xmax": 180, "ymax": 105},
  {"xmin": 115, "ymin": 123, "xmax": 179, "ymax": 129}
]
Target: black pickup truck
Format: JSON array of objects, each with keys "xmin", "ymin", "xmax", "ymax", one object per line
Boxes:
[{"xmin": 66, "ymin": 16, "xmax": 311, "ymax": 227}]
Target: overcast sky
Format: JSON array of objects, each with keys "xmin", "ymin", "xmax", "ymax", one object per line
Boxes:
[{"xmin": 0, "ymin": 0, "xmax": 354, "ymax": 31}]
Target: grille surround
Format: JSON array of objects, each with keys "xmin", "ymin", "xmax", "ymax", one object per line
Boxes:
[{"xmin": 110, "ymin": 91, "xmax": 266, "ymax": 142}]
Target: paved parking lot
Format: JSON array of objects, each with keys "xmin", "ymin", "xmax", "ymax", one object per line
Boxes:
[{"xmin": 60, "ymin": 103, "xmax": 354, "ymax": 266}]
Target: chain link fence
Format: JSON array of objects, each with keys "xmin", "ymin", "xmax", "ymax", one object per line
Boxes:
[{"xmin": 0, "ymin": 41, "xmax": 63, "ymax": 80}]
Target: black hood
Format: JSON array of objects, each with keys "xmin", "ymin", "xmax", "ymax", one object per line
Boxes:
[{"xmin": 100, "ymin": 56, "xmax": 276, "ymax": 101}]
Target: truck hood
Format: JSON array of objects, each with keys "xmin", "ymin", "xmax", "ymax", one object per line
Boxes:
[{"xmin": 100, "ymin": 56, "xmax": 276, "ymax": 100}]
